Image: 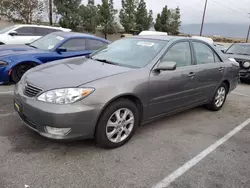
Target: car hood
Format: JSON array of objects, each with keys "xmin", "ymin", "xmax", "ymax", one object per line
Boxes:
[
  {"xmin": 24, "ymin": 57, "xmax": 133, "ymax": 90},
  {"xmin": 226, "ymin": 54, "xmax": 250, "ymax": 61},
  {"xmin": 0, "ymin": 44, "xmax": 45, "ymax": 57}
]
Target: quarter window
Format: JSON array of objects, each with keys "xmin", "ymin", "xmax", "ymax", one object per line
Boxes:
[
  {"xmin": 161, "ymin": 42, "xmax": 192, "ymax": 67},
  {"xmin": 60, "ymin": 39, "xmax": 86, "ymax": 51}
]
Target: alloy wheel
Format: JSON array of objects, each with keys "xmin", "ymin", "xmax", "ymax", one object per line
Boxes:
[{"xmin": 106, "ymin": 108, "xmax": 134, "ymax": 143}]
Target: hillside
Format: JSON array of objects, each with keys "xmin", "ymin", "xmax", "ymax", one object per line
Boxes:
[{"xmin": 181, "ymin": 23, "xmax": 249, "ymax": 39}]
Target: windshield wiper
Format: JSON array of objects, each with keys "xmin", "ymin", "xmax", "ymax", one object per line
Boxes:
[
  {"xmin": 225, "ymin": 52, "xmax": 234, "ymax": 54},
  {"xmin": 91, "ymin": 58, "xmax": 120, "ymax": 66}
]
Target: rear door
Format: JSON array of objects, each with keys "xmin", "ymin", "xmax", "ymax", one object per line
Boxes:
[
  {"xmin": 148, "ymin": 40, "xmax": 202, "ymax": 118},
  {"xmin": 191, "ymin": 40, "xmax": 225, "ymax": 101}
]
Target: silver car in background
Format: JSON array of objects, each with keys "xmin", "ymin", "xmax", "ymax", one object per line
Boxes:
[{"xmin": 14, "ymin": 36, "xmax": 239, "ymax": 148}]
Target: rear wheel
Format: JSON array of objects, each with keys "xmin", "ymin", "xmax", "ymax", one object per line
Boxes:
[
  {"xmin": 95, "ymin": 99, "xmax": 139, "ymax": 149},
  {"xmin": 11, "ymin": 62, "xmax": 36, "ymax": 83},
  {"xmin": 206, "ymin": 83, "xmax": 228, "ymax": 111}
]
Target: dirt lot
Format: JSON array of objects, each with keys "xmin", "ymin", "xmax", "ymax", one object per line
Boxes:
[{"xmin": 0, "ymin": 84, "xmax": 250, "ymax": 188}]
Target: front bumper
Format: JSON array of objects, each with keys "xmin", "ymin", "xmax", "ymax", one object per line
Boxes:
[
  {"xmin": 239, "ymin": 69, "xmax": 250, "ymax": 80},
  {"xmin": 0, "ymin": 66, "xmax": 10, "ymax": 84},
  {"xmin": 14, "ymin": 84, "xmax": 104, "ymax": 140}
]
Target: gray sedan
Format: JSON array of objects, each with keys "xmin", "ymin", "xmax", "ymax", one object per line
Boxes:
[{"xmin": 14, "ymin": 36, "xmax": 239, "ymax": 148}]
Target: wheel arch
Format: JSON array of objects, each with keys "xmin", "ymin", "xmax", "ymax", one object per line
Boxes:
[
  {"xmin": 222, "ymin": 80, "xmax": 230, "ymax": 92},
  {"xmin": 9, "ymin": 60, "xmax": 40, "ymax": 82},
  {"xmin": 94, "ymin": 94, "xmax": 144, "ymax": 134}
]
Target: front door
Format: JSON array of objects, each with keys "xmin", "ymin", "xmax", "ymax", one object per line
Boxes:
[{"xmin": 148, "ymin": 41, "xmax": 201, "ymax": 118}]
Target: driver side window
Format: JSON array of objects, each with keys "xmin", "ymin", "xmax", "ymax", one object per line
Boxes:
[{"xmin": 161, "ymin": 42, "xmax": 192, "ymax": 67}]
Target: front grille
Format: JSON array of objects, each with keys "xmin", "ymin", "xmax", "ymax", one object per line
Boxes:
[{"xmin": 24, "ymin": 84, "xmax": 43, "ymax": 97}]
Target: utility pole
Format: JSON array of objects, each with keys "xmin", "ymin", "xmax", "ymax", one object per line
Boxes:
[
  {"xmin": 246, "ymin": 13, "xmax": 250, "ymax": 43},
  {"xmin": 49, "ymin": 0, "xmax": 53, "ymax": 25},
  {"xmin": 200, "ymin": 0, "xmax": 208, "ymax": 36}
]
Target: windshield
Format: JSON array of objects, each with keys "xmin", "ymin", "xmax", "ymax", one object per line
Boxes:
[
  {"xmin": 0, "ymin": 25, "xmax": 18, "ymax": 34},
  {"xmin": 91, "ymin": 38, "xmax": 167, "ymax": 68},
  {"xmin": 226, "ymin": 44, "xmax": 250, "ymax": 55},
  {"xmin": 30, "ymin": 33, "xmax": 65, "ymax": 50}
]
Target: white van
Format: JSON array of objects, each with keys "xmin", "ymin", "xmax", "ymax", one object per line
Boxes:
[{"xmin": 139, "ymin": 31, "xmax": 168, "ymax": 36}]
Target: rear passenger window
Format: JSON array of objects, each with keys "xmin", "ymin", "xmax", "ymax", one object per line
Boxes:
[
  {"xmin": 35, "ymin": 28, "xmax": 61, "ymax": 36},
  {"xmin": 193, "ymin": 42, "xmax": 221, "ymax": 64},
  {"xmin": 161, "ymin": 42, "xmax": 192, "ymax": 67},
  {"xmin": 60, "ymin": 38, "xmax": 86, "ymax": 51},
  {"xmin": 15, "ymin": 27, "xmax": 36, "ymax": 36},
  {"xmin": 86, "ymin": 39, "xmax": 106, "ymax": 50}
]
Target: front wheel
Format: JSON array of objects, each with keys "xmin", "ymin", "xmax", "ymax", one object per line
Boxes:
[
  {"xmin": 206, "ymin": 83, "xmax": 228, "ymax": 111},
  {"xmin": 95, "ymin": 99, "xmax": 139, "ymax": 149},
  {"xmin": 11, "ymin": 63, "xmax": 36, "ymax": 83}
]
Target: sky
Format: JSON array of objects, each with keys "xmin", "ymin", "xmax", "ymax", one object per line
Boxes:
[{"xmin": 82, "ymin": 0, "xmax": 250, "ymax": 24}]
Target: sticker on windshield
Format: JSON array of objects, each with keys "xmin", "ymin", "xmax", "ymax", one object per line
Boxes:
[
  {"xmin": 56, "ymin": 36, "xmax": 64, "ymax": 41},
  {"xmin": 48, "ymin": 45, "xmax": 55, "ymax": 50},
  {"xmin": 137, "ymin": 41, "xmax": 155, "ymax": 47}
]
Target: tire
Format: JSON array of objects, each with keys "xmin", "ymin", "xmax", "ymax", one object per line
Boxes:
[
  {"xmin": 206, "ymin": 83, "xmax": 228, "ymax": 111},
  {"xmin": 11, "ymin": 62, "xmax": 36, "ymax": 83},
  {"xmin": 95, "ymin": 99, "xmax": 139, "ymax": 149}
]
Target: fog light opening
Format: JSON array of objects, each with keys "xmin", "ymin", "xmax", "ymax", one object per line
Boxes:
[{"xmin": 45, "ymin": 126, "xmax": 71, "ymax": 136}]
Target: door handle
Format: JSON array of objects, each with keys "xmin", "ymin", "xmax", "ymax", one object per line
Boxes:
[
  {"xmin": 219, "ymin": 67, "xmax": 225, "ymax": 71},
  {"xmin": 188, "ymin": 72, "xmax": 195, "ymax": 77}
]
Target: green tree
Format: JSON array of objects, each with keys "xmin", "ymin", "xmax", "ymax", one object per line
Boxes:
[
  {"xmin": 154, "ymin": 13, "xmax": 162, "ymax": 31},
  {"xmin": 0, "ymin": 0, "xmax": 44, "ymax": 23},
  {"xmin": 54, "ymin": 0, "xmax": 81, "ymax": 30},
  {"xmin": 160, "ymin": 6, "xmax": 171, "ymax": 33},
  {"xmin": 135, "ymin": 0, "xmax": 153, "ymax": 32},
  {"xmin": 99, "ymin": 0, "xmax": 117, "ymax": 39},
  {"xmin": 154, "ymin": 6, "xmax": 181, "ymax": 35},
  {"xmin": 119, "ymin": 0, "xmax": 138, "ymax": 32},
  {"xmin": 80, "ymin": 0, "xmax": 99, "ymax": 33},
  {"xmin": 169, "ymin": 7, "xmax": 181, "ymax": 35}
]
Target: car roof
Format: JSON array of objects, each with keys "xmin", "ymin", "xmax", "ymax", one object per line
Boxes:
[
  {"xmin": 232, "ymin": 43, "xmax": 250, "ymax": 46},
  {"xmin": 54, "ymin": 32, "xmax": 110, "ymax": 42},
  {"xmin": 129, "ymin": 35, "xmax": 188, "ymax": 41},
  {"xmin": 13, "ymin": 24, "xmax": 71, "ymax": 31}
]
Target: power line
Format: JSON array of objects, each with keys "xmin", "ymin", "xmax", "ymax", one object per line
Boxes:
[{"xmin": 210, "ymin": 0, "xmax": 249, "ymax": 18}]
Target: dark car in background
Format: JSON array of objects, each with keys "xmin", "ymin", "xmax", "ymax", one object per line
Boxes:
[
  {"xmin": 224, "ymin": 43, "xmax": 250, "ymax": 81},
  {"xmin": 14, "ymin": 36, "xmax": 239, "ymax": 148},
  {"xmin": 0, "ymin": 32, "xmax": 110, "ymax": 84}
]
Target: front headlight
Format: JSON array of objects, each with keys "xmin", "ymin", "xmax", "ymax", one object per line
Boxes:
[
  {"xmin": 0, "ymin": 60, "xmax": 8, "ymax": 66},
  {"xmin": 243, "ymin": 61, "xmax": 250, "ymax": 68},
  {"xmin": 37, "ymin": 88, "xmax": 94, "ymax": 104}
]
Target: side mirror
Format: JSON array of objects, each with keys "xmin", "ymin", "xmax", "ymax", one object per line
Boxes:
[
  {"xmin": 154, "ymin": 61, "xmax": 177, "ymax": 71},
  {"xmin": 56, "ymin": 47, "xmax": 67, "ymax": 53},
  {"xmin": 9, "ymin": 30, "xmax": 17, "ymax": 36}
]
